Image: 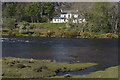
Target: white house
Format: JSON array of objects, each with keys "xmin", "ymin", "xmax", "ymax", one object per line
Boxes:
[{"xmin": 52, "ymin": 10, "xmax": 85, "ymax": 23}]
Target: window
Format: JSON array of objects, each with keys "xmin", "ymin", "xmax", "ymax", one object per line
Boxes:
[
  {"xmin": 68, "ymin": 15, "xmax": 70, "ymax": 18},
  {"xmin": 74, "ymin": 14, "xmax": 78, "ymax": 18}
]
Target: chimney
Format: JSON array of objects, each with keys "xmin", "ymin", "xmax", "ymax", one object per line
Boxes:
[{"xmin": 61, "ymin": 9, "xmax": 63, "ymax": 12}]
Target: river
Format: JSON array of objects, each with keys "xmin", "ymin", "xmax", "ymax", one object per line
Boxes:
[{"xmin": 1, "ymin": 37, "xmax": 119, "ymax": 72}]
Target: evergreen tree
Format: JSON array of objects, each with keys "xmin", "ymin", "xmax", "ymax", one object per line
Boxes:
[
  {"xmin": 25, "ymin": 3, "xmax": 40, "ymax": 23},
  {"xmin": 43, "ymin": 2, "xmax": 55, "ymax": 23},
  {"xmin": 15, "ymin": 5, "xmax": 25, "ymax": 22},
  {"xmin": 3, "ymin": 3, "xmax": 16, "ymax": 18}
]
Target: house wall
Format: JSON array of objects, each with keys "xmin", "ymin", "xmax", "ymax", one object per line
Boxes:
[
  {"xmin": 60, "ymin": 14, "xmax": 78, "ymax": 19},
  {"xmin": 52, "ymin": 19, "xmax": 67, "ymax": 23},
  {"xmin": 52, "ymin": 12, "xmax": 85, "ymax": 23},
  {"xmin": 52, "ymin": 18, "xmax": 85, "ymax": 23}
]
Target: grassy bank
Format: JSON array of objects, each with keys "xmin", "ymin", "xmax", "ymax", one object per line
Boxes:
[
  {"xmin": 2, "ymin": 57, "xmax": 97, "ymax": 78},
  {"xmin": 2, "ymin": 23, "xmax": 119, "ymax": 38},
  {"xmin": 31, "ymin": 23, "xmax": 66, "ymax": 30},
  {"xmin": 53, "ymin": 66, "xmax": 119, "ymax": 78}
]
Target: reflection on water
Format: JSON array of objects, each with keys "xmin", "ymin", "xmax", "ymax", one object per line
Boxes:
[
  {"xmin": 56, "ymin": 66, "xmax": 104, "ymax": 76},
  {"xmin": 2, "ymin": 37, "xmax": 118, "ymax": 68}
]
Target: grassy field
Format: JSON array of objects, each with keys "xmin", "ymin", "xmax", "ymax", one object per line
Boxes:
[
  {"xmin": 31, "ymin": 23, "xmax": 66, "ymax": 30},
  {"xmin": 2, "ymin": 57, "xmax": 97, "ymax": 78}
]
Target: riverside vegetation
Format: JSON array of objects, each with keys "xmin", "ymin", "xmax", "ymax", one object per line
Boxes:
[
  {"xmin": 2, "ymin": 22, "xmax": 119, "ymax": 38},
  {"xmin": 2, "ymin": 57, "xmax": 119, "ymax": 78},
  {"xmin": 2, "ymin": 57, "xmax": 97, "ymax": 78}
]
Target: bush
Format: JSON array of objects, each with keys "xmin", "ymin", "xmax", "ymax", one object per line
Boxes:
[
  {"xmin": 54, "ymin": 31, "xmax": 63, "ymax": 37},
  {"xmin": 62, "ymin": 31, "xmax": 77, "ymax": 38},
  {"xmin": 106, "ymin": 33, "xmax": 112, "ymax": 38},
  {"xmin": 8, "ymin": 31, "xmax": 16, "ymax": 36},
  {"xmin": 18, "ymin": 21, "xmax": 35, "ymax": 34},
  {"xmin": 106, "ymin": 33, "xmax": 118, "ymax": 38},
  {"xmin": 4, "ymin": 18, "xmax": 16, "ymax": 30},
  {"xmin": 46, "ymin": 30, "xmax": 55, "ymax": 37},
  {"xmin": 80, "ymin": 32, "xmax": 91, "ymax": 38},
  {"xmin": 118, "ymin": 33, "xmax": 120, "ymax": 38},
  {"xmin": 41, "ymin": 16, "xmax": 47, "ymax": 23}
]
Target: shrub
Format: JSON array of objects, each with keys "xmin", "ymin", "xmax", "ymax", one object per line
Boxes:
[
  {"xmin": 90, "ymin": 33, "xmax": 97, "ymax": 38},
  {"xmin": 46, "ymin": 30, "xmax": 55, "ymax": 37},
  {"xmin": 80, "ymin": 32, "xmax": 91, "ymax": 38},
  {"xmin": 105, "ymin": 33, "xmax": 118, "ymax": 38},
  {"xmin": 118, "ymin": 33, "xmax": 120, "ymax": 38},
  {"xmin": 54, "ymin": 31, "xmax": 63, "ymax": 37},
  {"xmin": 8, "ymin": 31, "xmax": 16, "ymax": 36},
  {"xmin": 106, "ymin": 33, "xmax": 112, "ymax": 38},
  {"xmin": 62, "ymin": 31, "xmax": 77, "ymax": 38},
  {"xmin": 4, "ymin": 18, "xmax": 16, "ymax": 30},
  {"xmin": 41, "ymin": 16, "xmax": 48, "ymax": 23},
  {"xmin": 18, "ymin": 21, "xmax": 35, "ymax": 34}
]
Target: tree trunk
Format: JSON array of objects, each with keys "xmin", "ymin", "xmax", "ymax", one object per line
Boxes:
[
  {"xmin": 115, "ymin": 19, "xmax": 118, "ymax": 33},
  {"xmin": 48, "ymin": 14, "xmax": 50, "ymax": 23}
]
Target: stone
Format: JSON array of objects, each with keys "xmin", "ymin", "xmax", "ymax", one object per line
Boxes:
[
  {"xmin": 64, "ymin": 74, "xmax": 71, "ymax": 78},
  {"xmin": 33, "ymin": 67, "xmax": 42, "ymax": 72},
  {"xmin": 40, "ymin": 66, "xmax": 48, "ymax": 69},
  {"xmin": 55, "ymin": 68, "xmax": 61, "ymax": 73},
  {"xmin": 17, "ymin": 64, "xmax": 26, "ymax": 68}
]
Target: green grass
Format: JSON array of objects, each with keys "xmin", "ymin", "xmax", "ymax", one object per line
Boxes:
[
  {"xmin": 31, "ymin": 23, "xmax": 66, "ymax": 30},
  {"xmin": 53, "ymin": 66, "xmax": 119, "ymax": 78},
  {"xmin": 2, "ymin": 57, "xmax": 97, "ymax": 78}
]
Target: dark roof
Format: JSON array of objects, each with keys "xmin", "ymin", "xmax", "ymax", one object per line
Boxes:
[
  {"xmin": 53, "ymin": 17, "xmax": 66, "ymax": 19},
  {"xmin": 61, "ymin": 10, "xmax": 78, "ymax": 14}
]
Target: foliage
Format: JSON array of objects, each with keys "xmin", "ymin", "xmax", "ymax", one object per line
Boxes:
[
  {"xmin": 62, "ymin": 31, "xmax": 78, "ymax": 38},
  {"xmin": 80, "ymin": 32, "xmax": 91, "ymax": 38},
  {"xmin": 25, "ymin": 3, "xmax": 40, "ymax": 23},
  {"xmin": 2, "ymin": 2, "xmax": 119, "ymax": 38},
  {"xmin": 108, "ymin": 3, "xmax": 119, "ymax": 33},
  {"xmin": 86, "ymin": 2, "xmax": 110, "ymax": 33},
  {"xmin": 43, "ymin": 2, "xmax": 55, "ymax": 22},
  {"xmin": 18, "ymin": 21, "xmax": 34, "ymax": 34},
  {"xmin": 3, "ymin": 3, "xmax": 16, "ymax": 17},
  {"xmin": 15, "ymin": 5, "xmax": 25, "ymax": 22},
  {"xmin": 46, "ymin": 30, "xmax": 55, "ymax": 37},
  {"xmin": 41, "ymin": 16, "xmax": 48, "ymax": 23},
  {"xmin": 3, "ymin": 2, "xmax": 56, "ymax": 23},
  {"xmin": 4, "ymin": 18, "xmax": 16, "ymax": 30}
]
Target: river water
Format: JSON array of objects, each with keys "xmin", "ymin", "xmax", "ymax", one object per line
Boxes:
[{"xmin": 1, "ymin": 37, "xmax": 119, "ymax": 73}]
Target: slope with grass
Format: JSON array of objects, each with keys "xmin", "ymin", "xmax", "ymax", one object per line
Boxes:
[{"xmin": 31, "ymin": 23, "xmax": 66, "ymax": 30}]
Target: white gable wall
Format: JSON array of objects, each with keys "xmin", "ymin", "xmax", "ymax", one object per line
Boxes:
[{"xmin": 52, "ymin": 11, "xmax": 85, "ymax": 23}]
